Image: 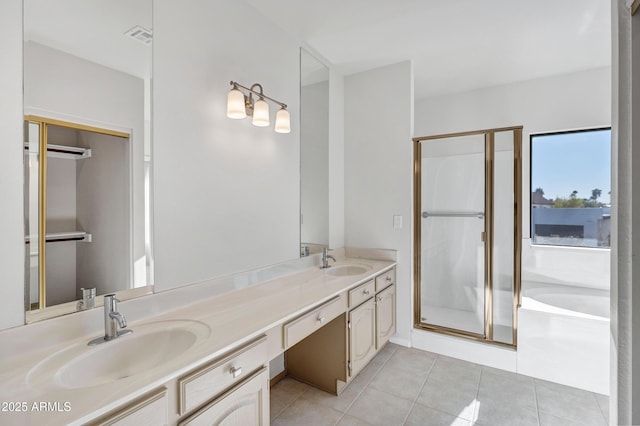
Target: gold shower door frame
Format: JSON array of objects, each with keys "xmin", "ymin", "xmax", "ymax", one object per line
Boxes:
[{"xmin": 413, "ymin": 126, "xmax": 522, "ymax": 348}]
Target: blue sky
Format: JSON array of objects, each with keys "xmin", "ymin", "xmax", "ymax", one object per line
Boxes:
[{"xmin": 531, "ymin": 129, "xmax": 611, "ymax": 204}]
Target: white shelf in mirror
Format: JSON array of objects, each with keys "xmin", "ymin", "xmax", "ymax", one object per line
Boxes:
[
  {"xmin": 23, "ymin": 142, "xmax": 92, "ymax": 160},
  {"xmin": 25, "ymin": 231, "xmax": 92, "ymax": 244}
]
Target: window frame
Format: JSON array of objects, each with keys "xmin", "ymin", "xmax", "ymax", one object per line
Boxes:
[{"xmin": 529, "ymin": 126, "xmax": 612, "ymax": 249}]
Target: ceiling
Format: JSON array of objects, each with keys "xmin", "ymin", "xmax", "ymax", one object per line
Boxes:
[
  {"xmin": 23, "ymin": 1, "xmax": 611, "ymax": 100},
  {"xmin": 24, "ymin": 0, "xmax": 151, "ymax": 79},
  {"xmin": 247, "ymin": 0, "xmax": 611, "ymax": 100}
]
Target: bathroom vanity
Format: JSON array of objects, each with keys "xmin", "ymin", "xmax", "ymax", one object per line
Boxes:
[{"xmin": 0, "ymin": 251, "xmax": 396, "ymax": 425}]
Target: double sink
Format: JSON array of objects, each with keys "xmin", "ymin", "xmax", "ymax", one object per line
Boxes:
[{"xmin": 26, "ymin": 262, "xmax": 371, "ymax": 390}]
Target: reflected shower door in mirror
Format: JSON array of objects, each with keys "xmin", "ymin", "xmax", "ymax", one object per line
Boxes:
[
  {"xmin": 300, "ymin": 49, "xmax": 330, "ymax": 256},
  {"xmin": 413, "ymin": 127, "xmax": 522, "ymax": 346},
  {"xmin": 23, "ymin": 0, "xmax": 153, "ymax": 323}
]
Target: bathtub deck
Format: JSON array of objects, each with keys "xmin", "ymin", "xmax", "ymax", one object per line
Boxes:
[{"xmin": 517, "ymin": 281, "xmax": 610, "ymax": 395}]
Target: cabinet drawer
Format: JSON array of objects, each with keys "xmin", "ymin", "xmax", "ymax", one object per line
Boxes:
[
  {"xmin": 179, "ymin": 367, "xmax": 268, "ymax": 426},
  {"xmin": 348, "ymin": 280, "xmax": 375, "ymax": 308},
  {"xmin": 92, "ymin": 388, "xmax": 167, "ymax": 426},
  {"xmin": 178, "ymin": 335, "xmax": 267, "ymax": 415},
  {"xmin": 284, "ymin": 295, "xmax": 346, "ymax": 349},
  {"xmin": 375, "ymin": 268, "xmax": 395, "ymax": 292}
]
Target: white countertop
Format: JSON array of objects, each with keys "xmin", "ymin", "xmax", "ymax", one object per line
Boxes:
[{"xmin": 0, "ymin": 252, "xmax": 396, "ymax": 425}]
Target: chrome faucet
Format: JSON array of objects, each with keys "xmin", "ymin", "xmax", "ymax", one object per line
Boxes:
[
  {"xmin": 77, "ymin": 287, "xmax": 96, "ymax": 311},
  {"xmin": 88, "ymin": 294, "xmax": 133, "ymax": 346},
  {"xmin": 320, "ymin": 248, "xmax": 336, "ymax": 269}
]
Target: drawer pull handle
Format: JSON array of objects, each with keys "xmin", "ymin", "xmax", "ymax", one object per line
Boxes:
[
  {"xmin": 377, "ymin": 296, "xmax": 383, "ymax": 303},
  {"xmin": 230, "ymin": 366, "xmax": 242, "ymax": 378},
  {"xmin": 386, "ymin": 276, "xmax": 392, "ymax": 282},
  {"xmin": 363, "ymin": 289, "xmax": 370, "ymax": 295},
  {"xmin": 317, "ymin": 316, "xmax": 326, "ymax": 324}
]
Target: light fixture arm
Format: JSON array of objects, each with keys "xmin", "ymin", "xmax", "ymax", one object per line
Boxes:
[{"xmin": 230, "ymin": 81, "xmax": 287, "ymax": 109}]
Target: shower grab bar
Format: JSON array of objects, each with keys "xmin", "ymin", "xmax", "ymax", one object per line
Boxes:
[{"xmin": 422, "ymin": 211, "xmax": 484, "ymax": 218}]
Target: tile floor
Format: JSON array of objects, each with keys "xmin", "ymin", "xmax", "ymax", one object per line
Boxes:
[{"xmin": 270, "ymin": 344, "xmax": 609, "ymax": 426}]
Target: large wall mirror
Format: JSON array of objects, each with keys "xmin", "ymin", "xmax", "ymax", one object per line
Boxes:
[
  {"xmin": 23, "ymin": 0, "xmax": 153, "ymax": 323},
  {"xmin": 300, "ymin": 48, "xmax": 330, "ymax": 256}
]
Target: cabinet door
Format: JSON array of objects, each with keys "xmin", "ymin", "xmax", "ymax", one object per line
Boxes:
[
  {"xmin": 348, "ymin": 298, "xmax": 376, "ymax": 378},
  {"xmin": 179, "ymin": 367, "xmax": 268, "ymax": 426},
  {"xmin": 376, "ymin": 284, "xmax": 396, "ymax": 349}
]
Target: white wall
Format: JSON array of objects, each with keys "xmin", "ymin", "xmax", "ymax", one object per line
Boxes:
[
  {"xmin": 0, "ymin": 0, "xmax": 25, "ymax": 330},
  {"xmin": 345, "ymin": 61, "xmax": 414, "ymax": 344},
  {"xmin": 415, "ymin": 67, "xmax": 612, "ymax": 289},
  {"xmin": 152, "ymin": 1, "xmax": 300, "ymax": 290}
]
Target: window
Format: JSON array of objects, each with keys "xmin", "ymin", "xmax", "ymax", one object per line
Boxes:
[{"xmin": 530, "ymin": 128, "xmax": 611, "ymax": 248}]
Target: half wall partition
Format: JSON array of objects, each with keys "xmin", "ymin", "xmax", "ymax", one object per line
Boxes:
[{"xmin": 413, "ymin": 126, "xmax": 522, "ymax": 346}]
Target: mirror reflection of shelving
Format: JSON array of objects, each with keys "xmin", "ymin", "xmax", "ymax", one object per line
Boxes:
[{"xmin": 24, "ymin": 117, "xmax": 130, "ymax": 310}]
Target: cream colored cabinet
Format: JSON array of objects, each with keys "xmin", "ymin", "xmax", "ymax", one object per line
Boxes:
[
  {"xmin": 283, "ymin": 295, "xmax": 346, "ymax": 349},
  {"xmin": 375, "ymin": 268, "xmax": 395, "ymax": 292},
  {"xmin": 91, "ymin": 388, "xmax": 168, "ymax": 426},
  {"xmin": 375, "ymin": 284, "xmax": 396, "ymax": 349},
  {"xmin": 348, "ymin": 279, "xmax": 375, "ymax": 308},
  {"xmin": 348, "ymin": 268, "xmax": 396, "ymax": 380},
  {"xmin": 176, "ymin": 335, "xmax": 268, "ymax": 425},
  {"xmin": 178, "ymin": 336, "xmax": 267, "ymax": 415},
  {"xmin": 348, "ymin": 297, "xmax": 377, "ymax": 378},
  {"xmin": 178, "ymin": 367, "xmax": 269, "ymax": 426}
]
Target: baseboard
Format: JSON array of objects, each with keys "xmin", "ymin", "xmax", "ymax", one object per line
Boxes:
[
  {"xmin": 411, "ymin": 328, "xmax": 517, "ymax": 372},
  {"xmin": 389, "ymin": 336, "xmax": 411, "ymax": 348},
  {"xmin": 269, "ymin": 369, "xmax": 287, "ymax": 388}
]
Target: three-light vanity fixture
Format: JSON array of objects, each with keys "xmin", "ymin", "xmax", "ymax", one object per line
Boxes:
[{"xmin": 226, "ymin": 81, "xmax": 291, "ymax": 133}]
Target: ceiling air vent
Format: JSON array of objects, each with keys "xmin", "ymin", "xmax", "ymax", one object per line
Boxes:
[{"xmin": 124, "ymin": 25, "xmax": 152, "ymax": 45}]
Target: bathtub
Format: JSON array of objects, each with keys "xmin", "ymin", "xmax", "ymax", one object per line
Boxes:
[{"xmin": 517, "ymin": 281, "xmax": 609, "ymax": 394}]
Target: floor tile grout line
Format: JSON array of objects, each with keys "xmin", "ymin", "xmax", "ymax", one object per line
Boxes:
[
  {"xmin": 400, "ymin": 352, "xmax": 438, "ymax": 425},
  {"xmin": 471, "ymin": 365, "xmax": 484, "ymax": 424},
  {"xmin": 591, "ymin": 391, "xmax": 609, "ymax": 425},
  {"xmin": 276, "ymin": 344, "xmax": 609, "ymax": 426},
  {"xmin": 271, "ymin": 380, "xmax": 311, "ymax": 422},
  {"xmin": 277, "ymin": 345, "xmax": 394, "ymax": 426},
  {"xmin": 535, "ymin": 380, "xmax": 608, "ymax": 426},
  {"xmin": 532, "ymin": 378, "xmax": 542, "ymax": 426},
  {"xmin": 334, "ymin": 344, "xmax": 399, "ymax": 425}
]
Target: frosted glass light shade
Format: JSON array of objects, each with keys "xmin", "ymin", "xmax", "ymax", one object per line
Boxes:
[
  {"xmin": 226, "ymin": 88, "xmax": 246, "ymax": 119},
  {"xmin": 252, "ymin": 98, "xmax": 270, "ymax": 127},
  {"xmin": 274, "ymin": 108, "xmax": 291, "ymax": 133}
]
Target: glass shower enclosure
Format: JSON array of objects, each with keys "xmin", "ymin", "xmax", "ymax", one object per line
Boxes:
[{"xmin": 413, "ymin": 127, "xmax": 522, "ymax": 346}]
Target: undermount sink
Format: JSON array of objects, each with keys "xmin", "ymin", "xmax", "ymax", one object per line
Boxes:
[
  {"xmin": 27, "ymin": 319, "xmax": 210, "ymax": 390},
  {"xmin": 325, "ymin": 264, "xmax": 371, "ymax": 277}
]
